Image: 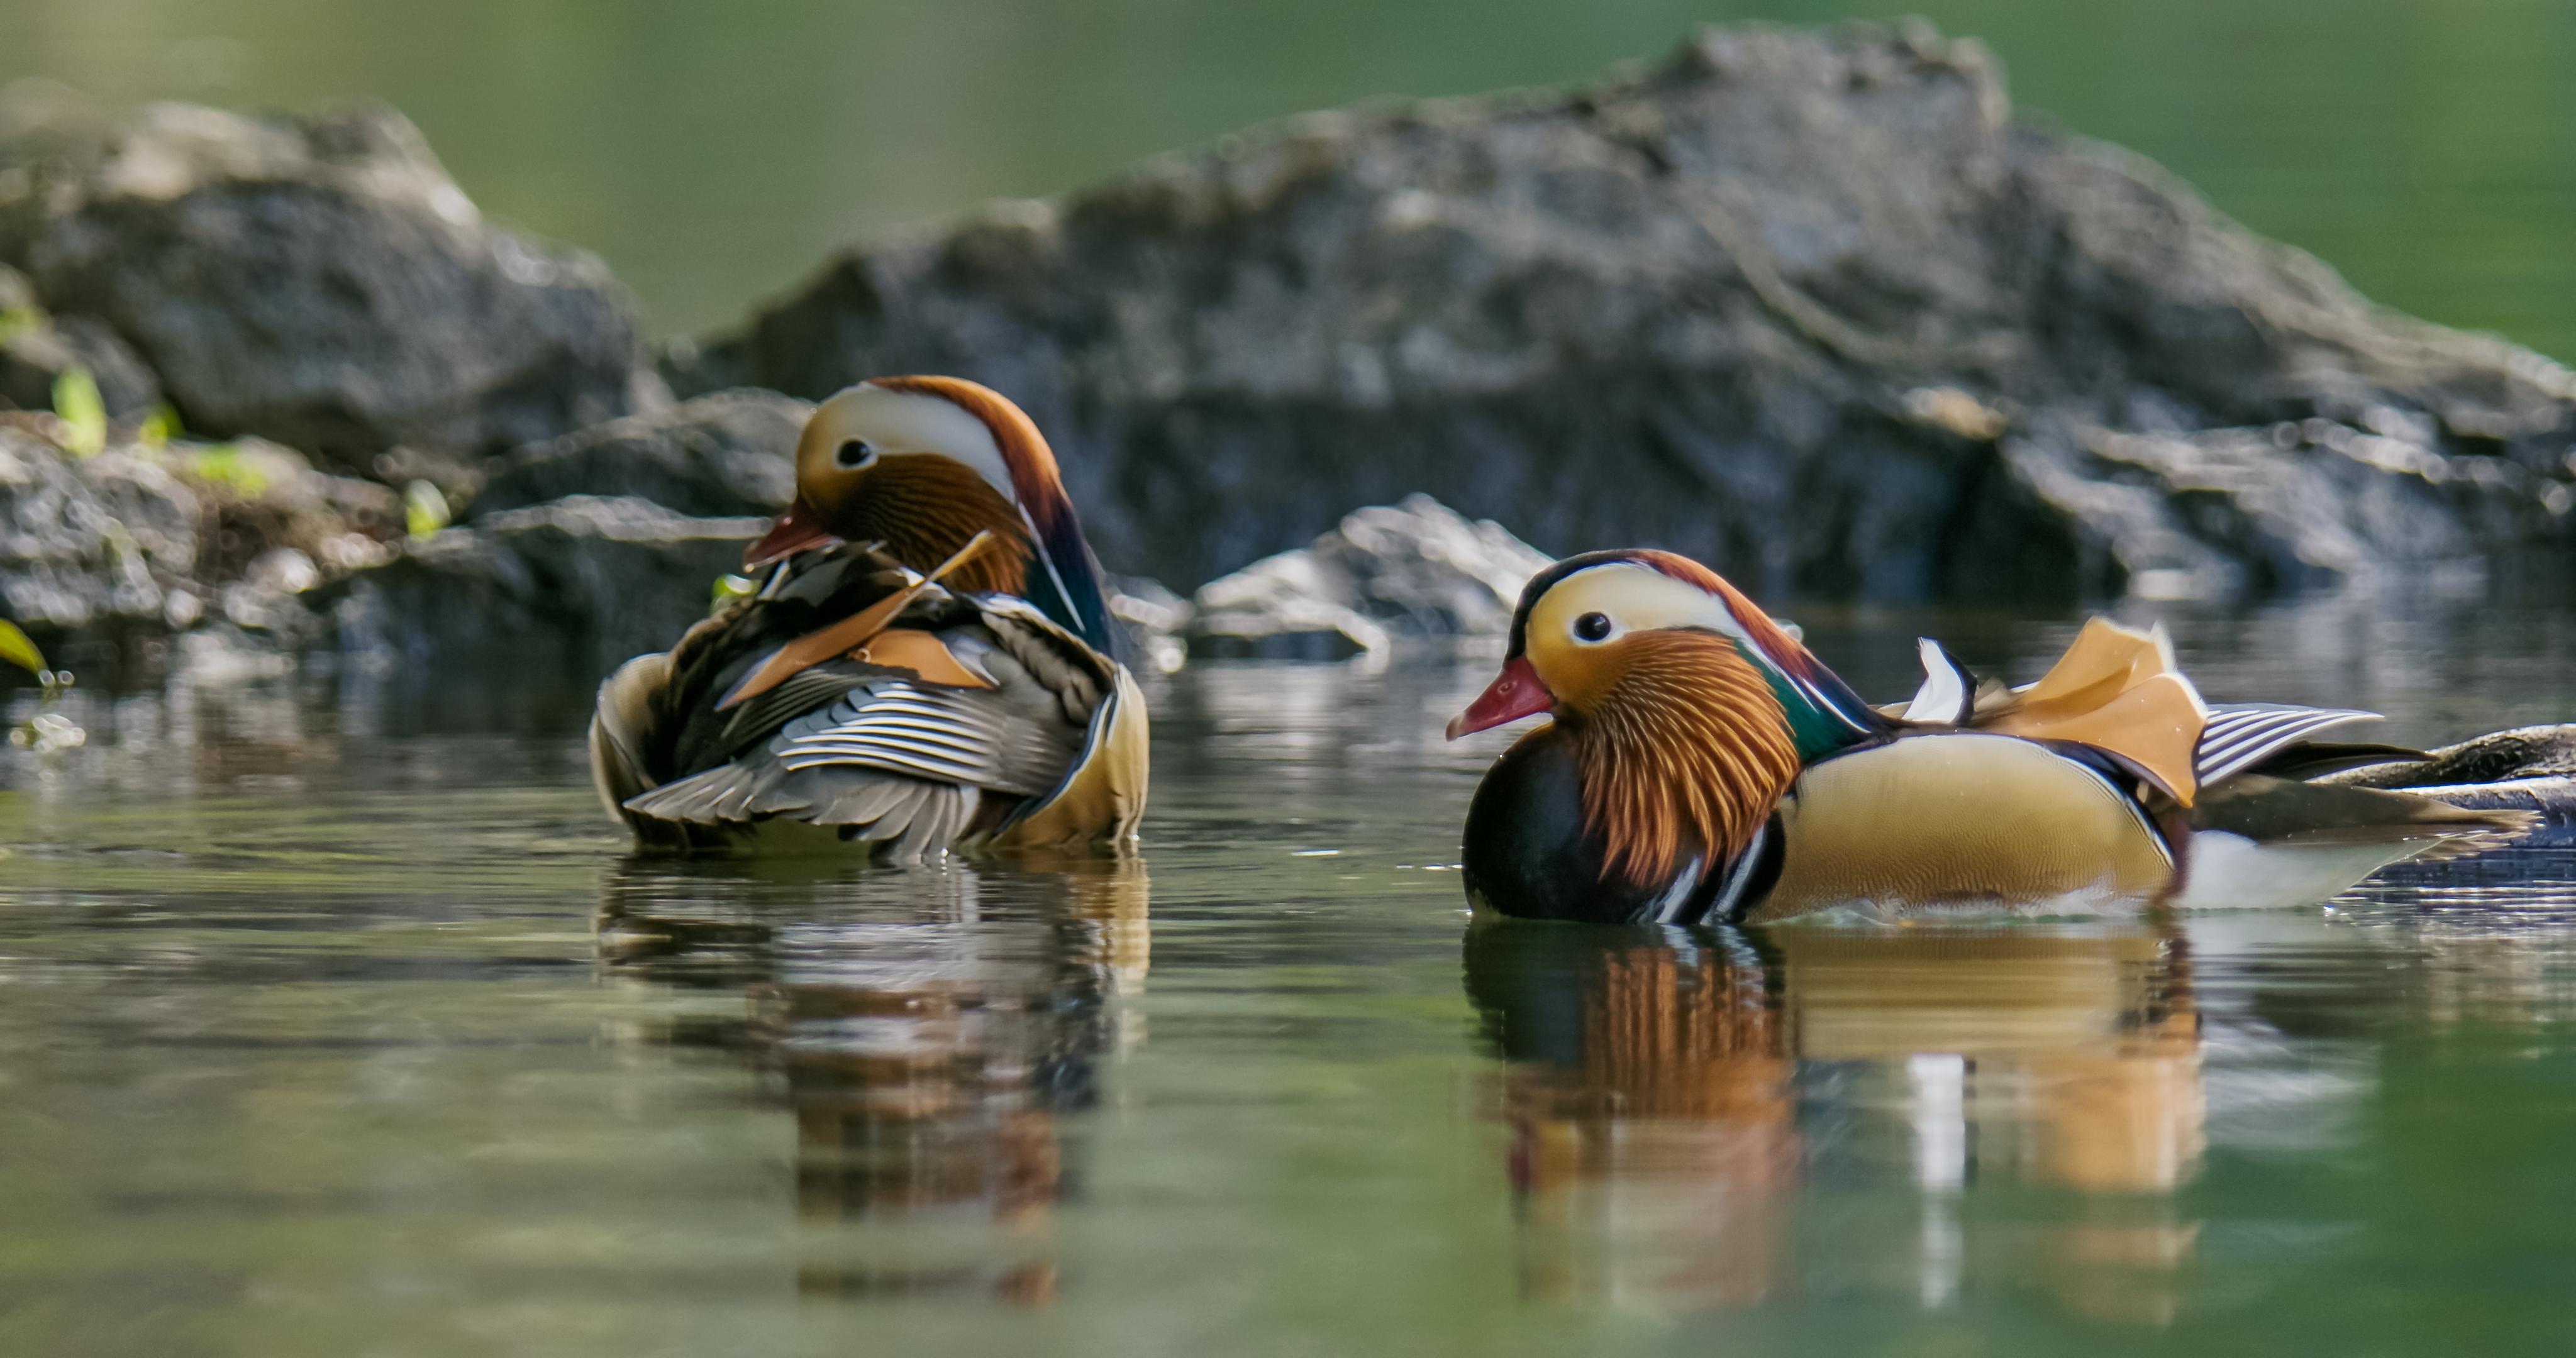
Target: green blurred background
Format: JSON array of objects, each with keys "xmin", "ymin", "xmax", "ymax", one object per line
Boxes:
[{"xmin": 4, "ymin": 0, "xmax": 2572, "ymax": 352}]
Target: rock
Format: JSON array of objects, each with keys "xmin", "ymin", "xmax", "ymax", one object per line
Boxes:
[
  {"xmin": 243, "ymin": 546, "xmax": 321, "ymax": 595},
  {"xmin": 170, "ymin": 437, "xmax": 402, "ymax": 586},
  {"xmin": 470, "ymin": 389, "xmax": 808, "ymax": 520},
  {"xmin": 2323, "ymin": 726, "xmax": 2576, "ymax": 790},
  {"xmin": 1182, "ymin": 495, "xmax": 1545, "ymax": 660},
  {"xmin": 0, "ymin": 427, "xmax": 197, "ymax": 632},
  {"xmin": 333, "ymin": 495, "xmax": 764, "ymax": 677},
  {"xmin": 1104, "ymin": 575, "xmax": 1192, "ymax": 673},
  {"xmin": 0, "ymin": 308, "xmax": 164, "ymax": 418},
  {"xmin": 0, "ymin": 417, "xmax": 409, "ymax": 667},
  {"xmin": 691, "ymin": 22, "xmax": 2576, "ymax": 600},
  {"xmin": 2319, "ymin": 725, "xmax": 2576, "ymax": 844},
  {"xmin": 1188, "ymin": 575, "xmax": 1390, "ymax": 662},
  {"xmin": 0, "ymin": 99, "xmax": 649, "ymax": 474}
]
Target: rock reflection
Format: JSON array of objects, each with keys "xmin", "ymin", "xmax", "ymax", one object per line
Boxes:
[
  {"xmin": 596, "ymin": 854, "xmax": 1148, "ymax": 1304},
  {"xmin": 1464, "ymin": 920, "xmax": 2202, "ymax": 1321}
]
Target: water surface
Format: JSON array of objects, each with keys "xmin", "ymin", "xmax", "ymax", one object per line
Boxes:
[{"xmin": 5, "ymin": 590, "xmax": 2576, "ymax": 1354}]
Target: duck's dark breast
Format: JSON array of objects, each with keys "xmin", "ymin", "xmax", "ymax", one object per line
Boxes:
[{"xmin": 1461, "ymin": 725, "xmax": 1679, "ymax": 924}]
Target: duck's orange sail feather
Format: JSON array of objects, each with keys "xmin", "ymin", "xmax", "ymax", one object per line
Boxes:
[{"xmin": 1978, "ymin": 619, "xmax": 2209, "ymax": 805}]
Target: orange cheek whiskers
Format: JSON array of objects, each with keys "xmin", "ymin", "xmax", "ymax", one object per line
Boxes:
[
  {"xmin": 1568, "ymin": 634, "xmax": 1802, "ymax": 889},
  {"xmin": 843, "ymin": 461, "xmax": 1036, "ymax": 597}
]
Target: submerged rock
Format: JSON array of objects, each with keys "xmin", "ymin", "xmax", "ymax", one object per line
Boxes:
[
  {"xmin": 470, "ymin": 389, "xmax": 808, "ymax": 520},
  {"xmin": 0, "ymin": 99, "xmax": 650, "ymax": 473},
  {"xmin": 691, "ymin": 21, "xmax": 2576, "ymax": 600},
  {"xmin": 1183, "ymin": 495, "xmax": 1546, "ymax": 660},
  {"xmin": 333, "ymin": 495, "xmax": 762, "ymax": 676}
]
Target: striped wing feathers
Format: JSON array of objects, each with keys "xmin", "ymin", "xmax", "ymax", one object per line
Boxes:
[
  {"xmin": 2195, "ymin": 703, "xmax": 2385, "ymax": 785},
  {"xmin": 772, "ymin": 680, "xmax": 1075, "ymax": 793}
]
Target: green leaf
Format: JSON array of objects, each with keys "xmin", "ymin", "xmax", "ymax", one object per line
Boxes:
[
  {"xmin": 138, "ymin": 405, "xmax": 182, "ymax": 448},
  {"xmin": 185, "ymin": 444, "xmax": 270, "ymax": 498},
  {"xmin": 0, "ymin": 306, "xmax": 43, "ymax": 347},
  {"xmin": 0, "ymin": 620, "xmax": 45, "ymax": 679},
  {"xmin": 403, "ymin": 480, "xmax": 452, "ymax": 539},
  {"xmin": 53, "ymin": 365, "xmax": 106, "ymax": 457}
]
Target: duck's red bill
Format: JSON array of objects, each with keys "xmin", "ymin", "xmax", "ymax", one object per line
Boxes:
[
  {"xmin": 744, "ymin": 500, "xmax": 840, "ymax": 570},
  {"xmin": 1446, "ymin": 656, "xmax": 1553, "ymax": 739}
]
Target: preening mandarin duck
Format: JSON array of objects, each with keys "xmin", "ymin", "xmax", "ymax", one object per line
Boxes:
[
  {"xmin": 588, "ymin": 377, "xmax": 1147, "ymax": 855},
  {"xmin": 1448, "ymin": 549, "xmax": 2533, "ymax": 924}
]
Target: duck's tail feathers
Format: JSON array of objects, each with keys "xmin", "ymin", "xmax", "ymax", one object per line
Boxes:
[{"xmin": 590, "ymin": 651, "xmax": 671, "ymax": 829}]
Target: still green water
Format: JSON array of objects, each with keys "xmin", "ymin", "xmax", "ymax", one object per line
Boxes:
[
  {"xmin": 5, "ymin": 590, "xmax": 2576, "ymax": 1354},
  {"xmin": 3, "ymin": 0, "xmax": 2572, "ymax": 354}
]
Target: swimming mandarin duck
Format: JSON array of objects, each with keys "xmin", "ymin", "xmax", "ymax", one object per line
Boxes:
[
  {"xmin": 589, "ymin": 376, "xmax": 1148, "ymax": 855},
  {"xmin": 1448, "ymin": 549, "xmax": 2531, "ymax": 924}
]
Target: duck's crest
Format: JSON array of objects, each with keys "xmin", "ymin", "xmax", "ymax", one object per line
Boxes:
[
  {"xmin": 1626, "ymin": 549, "xmax": 1884, "ymax": 760},
  {"xmin": 870, "ymin": 375, "xmax": 1116, "ymax": 651}
]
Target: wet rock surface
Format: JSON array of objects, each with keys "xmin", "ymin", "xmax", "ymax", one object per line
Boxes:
[
  {"xmin": 2321, "ymin": 725, "xmax": 2576, "ymax": 843},
  {"xmin": 1179, "ymin": 495, "xmax": 1547, "ymax": 660},
  {"xmin": 688, "ymin": 21, "xmax": 2576, "ymax": 600},
  {"xmin": 332, "ymin": 495, "xmax": 763, "ymax": 676},
  {"xmin": 469, "ymin": 389, "xmax": 808, "ymax": 521},
  {"xmin": 0, "ymin": 99, "xmax": 651, "ymax": 473},
  {"xmin": 0, "ymin": 419, "xmax": 401, "ymax": 670},
  {"xmin": 0, "ymin": 428, "xmax": 197, "ymax": 632},
  {"xmin": 2325, "ymin": 726, "xmax": 2576, "ymax": 791}
]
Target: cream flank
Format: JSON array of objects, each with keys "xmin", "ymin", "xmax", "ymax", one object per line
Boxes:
[{"xmin": 1743, "ymin": 732, "xmax": 2175, "ymax": 923}]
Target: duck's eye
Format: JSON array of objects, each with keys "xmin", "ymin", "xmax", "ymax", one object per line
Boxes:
[
  {"xmin": 1573, "ymin": 612, "xmax": 1613, "ymax": 643},
  {"xmin": 836, "ymin": 439, "xmax": 874, "ymax": 468}
]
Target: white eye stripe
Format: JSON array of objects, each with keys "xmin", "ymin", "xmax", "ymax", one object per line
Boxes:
[
  {"xmin": 1538, "ymin": 564, "xmax": 1737, "ymax": 643},
  {"xmin": 808, "ymin": 384, "xmax": 1020, "ymax": 504}
]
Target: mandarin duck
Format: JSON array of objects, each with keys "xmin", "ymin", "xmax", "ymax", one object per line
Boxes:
[
  {"xmin": 588, "ymin": 377, "xmax": 1147, "ymax": 855},
  {"xmin": 1448, "ymin": 549, "xmax": 2532, "ymax": 924}
]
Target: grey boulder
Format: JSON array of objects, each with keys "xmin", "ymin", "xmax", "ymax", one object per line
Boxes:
[
  {"xmin": 334, "ymin": 495, "xmax": 762, "ymax": 677},
  {"xmin": 689, "ymin": 21, "xmax": 2576, "ymax": 601},
  {"xmin": 471, "ymin": 389, "xmax": 809, "ymax": 520},
  {"xmin": 1, "ymin": 99, "xmax": 650, "ymax": 474},
  {"xmin": 1184, "ymin": 495, "xmax": 1548, "ymax": 660},
  {"xmin": 0, "ymin": 428, "xmax": 197, "ymax": 632},
  {"xmin": 0, "ymin": 307, "xmax": 163, "ymax": 419}
]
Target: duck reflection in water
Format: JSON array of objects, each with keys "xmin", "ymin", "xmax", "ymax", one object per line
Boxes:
[
  {"xmin": 1463, "ymin": 919, "xmax": 2202, "ymax": 1322},
  {"xmin": 596, "ymin": 853, "xmax": 1148, "ymax": 1304}
]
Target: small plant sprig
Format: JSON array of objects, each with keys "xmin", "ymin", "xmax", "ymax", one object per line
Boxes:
[{"xmin": 52, "ymin": 367, "xmax": 106, "ymax": 458}]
